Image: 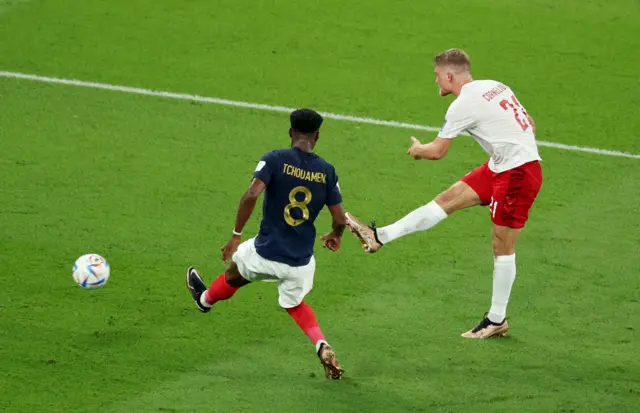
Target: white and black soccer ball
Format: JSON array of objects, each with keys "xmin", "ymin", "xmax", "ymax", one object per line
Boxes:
[{"xmin": 73, "ymin": 254, "xmax": 110, "ymax": 289}]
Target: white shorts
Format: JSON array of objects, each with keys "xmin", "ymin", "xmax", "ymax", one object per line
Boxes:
[{"xmin": 232, "ymin": 237, "xmax": 315, "ymax": 309}]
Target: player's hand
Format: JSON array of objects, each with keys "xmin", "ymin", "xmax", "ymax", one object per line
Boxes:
[
  {"xmin": 407, "ymin": 136, "xmax": 423, "ymax": 160},
  {"xmin": 320, "ymin": 232, "xmax": 342, "ymax": 252},
  {"xmin": 221, "ymin": 235, "xmax": 241, "ymax": 264}
]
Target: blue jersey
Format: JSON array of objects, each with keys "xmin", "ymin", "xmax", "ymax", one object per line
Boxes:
[{"xmin": 252, "ymin": 147, "xmax": 342, "ymax": 266}]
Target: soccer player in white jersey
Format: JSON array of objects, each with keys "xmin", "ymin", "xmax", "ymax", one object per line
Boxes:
[{"xmin": 346, "ymin": 48, "xmax": 543, "ymax": 339}]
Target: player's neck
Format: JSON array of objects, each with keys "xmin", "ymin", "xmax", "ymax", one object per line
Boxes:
[
  {"xmin": 453, "ymin": 76, "xmax": 473, "ymax": 96},
  {"xmin": 292, "ymin": 141, "xmax": 314, "ymax": 153}
]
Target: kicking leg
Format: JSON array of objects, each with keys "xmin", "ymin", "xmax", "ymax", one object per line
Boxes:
[{"xmin": 346, "ymin": 180, "xmax": 482, "ymax": 252}]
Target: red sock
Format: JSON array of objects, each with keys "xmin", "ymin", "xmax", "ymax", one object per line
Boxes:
[
  {"xmin": 204, "ymin": 273, "xmax": 239, "ymax": 305},
  {"xmin": 286, "ymin": 302, "xmax": 326, "ymax": 345}
]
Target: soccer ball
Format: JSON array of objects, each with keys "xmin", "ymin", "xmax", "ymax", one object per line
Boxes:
[{"xmin": 73, "ymin": 254, "xmax": 110, "ymax": 289}]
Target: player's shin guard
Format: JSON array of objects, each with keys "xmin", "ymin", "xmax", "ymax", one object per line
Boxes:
[
  {"xmin": 488, "ymin": 254, "xmax": 516, "ymax": 323},
  {"xmin": 203, "ymin": 273, "xmax": 239, "ymax": 306},
  {"xmin": 376, "ymin": 200, "xmax": 447, "ymax": 244},
  {"xmin": 286, "ymin": 302, "xmax": 327, "ymax": 352}
]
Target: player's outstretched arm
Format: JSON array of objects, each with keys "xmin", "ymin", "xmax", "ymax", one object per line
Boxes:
[
  {"xmin": 407, "ymin": 136, "xmax": 452, "ymax": 160},
  {"xmin": 320, "ymin": 203, "xmax": 347, "ymax": 252},
  {"xmin": 221, "ymin": 178, "xmax": 266, "ymax": 263}
]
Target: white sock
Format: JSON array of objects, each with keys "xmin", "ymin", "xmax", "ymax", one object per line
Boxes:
[
  {"xmin": 315, "ymin": 340, "xmax": 328, "ymax": 354},
  {"xmin": 200, "ymin": 291, "xmax": 212, "ymax": 308},
  {"xmin": 488, "ymin": 254, "xmax": 516, "ymax": 323},
  {"xmin": 377, "ymin": 201, "xmax": 448, "ymax": 244}
]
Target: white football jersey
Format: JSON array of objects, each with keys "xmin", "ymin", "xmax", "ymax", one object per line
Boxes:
[{"xmin": 438, "ymin": 80, "xmax": 541, "ymax": 172}]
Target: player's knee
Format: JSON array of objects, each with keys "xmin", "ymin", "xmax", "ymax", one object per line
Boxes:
[
  {"xmin": 492, "ymin": 224, "xmax": 521, "ymax": 256},
  {"xmin": 435, "ymin": 185, "xmax": 458, "ymax": 206},
  {"xmin": 492, "ymin": 234, "xmax": 515, "ymax": 256},
  {"xmin": 435, "ymin": 182, "xmax": 474, "ymax": 214},
  {"xmin": 225, "ymin": 264, "xmax": 250, "ymax": 288},
  {"xmin": 279, "ymin": 299, "xmax": 301, "ymax": 310},
  {"xmin": 492, "ymin": 240, "xmax": 505, "ymax": 256},
  {"xmin": 434, "ymin": 191, "xmax": 455, "ymax": 214},
  {"xmin": 494, "ymin": 246, "xmax": 516, "ymax": 256},
  {"xmin": 278, "ymin": 288, "xmax": 306, "ymax": 309}
]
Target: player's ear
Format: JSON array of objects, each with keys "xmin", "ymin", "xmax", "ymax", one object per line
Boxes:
[
  {"xmin": 314, "ymin": 131, "xmax": 320, "ymax": 142},
  {"xmin": 288, "ymin": 128, "xmax": 294, "ymax": 138}
]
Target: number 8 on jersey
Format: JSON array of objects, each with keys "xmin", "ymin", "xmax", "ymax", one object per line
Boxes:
[{"xmin": 284, "ymin": 186, "xmax": 312, "ymax": 226}]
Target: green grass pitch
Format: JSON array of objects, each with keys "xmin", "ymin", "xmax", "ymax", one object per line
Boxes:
[{"xmin": 1, "ymin": 1, "xmax": 639, "ymax": 412}]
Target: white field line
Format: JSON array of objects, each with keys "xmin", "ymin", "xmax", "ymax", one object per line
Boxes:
[{"xmin": 1, "ymin": 70, "xmax": 638, "ymax": 160}]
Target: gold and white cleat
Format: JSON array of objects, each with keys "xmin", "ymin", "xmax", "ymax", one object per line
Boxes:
[
  {"xmin": 345, "ymin": 212, "xmax": 383, "ymax": 253},
  {"xmin": 318, "ymin": 344, "xmax": 344, "ymax": 380},
  {"xmin": 461, "ymin": 315, "xmax": 509, "ymax": 339}
]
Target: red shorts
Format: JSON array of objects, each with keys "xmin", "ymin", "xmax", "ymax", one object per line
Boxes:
[{"xmin": 461, "ymin": 161, "xmax": 542, "ymax": 228}]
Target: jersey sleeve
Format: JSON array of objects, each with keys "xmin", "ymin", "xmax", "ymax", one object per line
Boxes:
[
  {"xmin": 326, "ymin": 167, "xmax": 342, "ymax": 207},
  {"xmin": 438, "ymin": 99, "xmax": 475, "ymax": 139},
  {"xmin": 253, "ymin": 152, "xmax": 276, "ymax": 186}
]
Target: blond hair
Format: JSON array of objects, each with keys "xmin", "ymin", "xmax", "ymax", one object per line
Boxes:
[{"xmin": 433, "ymin": 48, "xmax": 471, "ymax": 73}]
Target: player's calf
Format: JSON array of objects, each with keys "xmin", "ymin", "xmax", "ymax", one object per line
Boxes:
[
  {"xmin": 489, "ymin": 225, "xmax": 518, "ymax": 322},
  {"xmin": 347, "ymin": 199, "xmax": 449, "ymax": 250},
  {"xmin": 286, "ymin": 301, "xmax": 344, "ymax": 379}
]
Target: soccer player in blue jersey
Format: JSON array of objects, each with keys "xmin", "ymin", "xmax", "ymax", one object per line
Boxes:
[{"xmin": 186, "ymin": 109, "xmax": 346, "ymax": 379}]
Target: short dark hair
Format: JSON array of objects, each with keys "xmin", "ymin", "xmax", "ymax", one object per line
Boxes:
[
  {"xmin": 290, "ymin": 109, "xmax": 323, "ymax": 134},
  {"xmin": 433, "ymin": 48, "xmax": 471, "ymax": 73}
]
